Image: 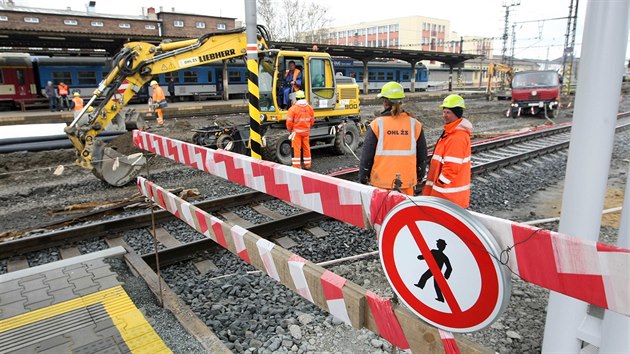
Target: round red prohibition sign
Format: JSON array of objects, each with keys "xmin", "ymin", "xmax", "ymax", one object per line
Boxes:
[{"xmin": 379, "ymin": 197, "xmax": 511, "ymax": 333}]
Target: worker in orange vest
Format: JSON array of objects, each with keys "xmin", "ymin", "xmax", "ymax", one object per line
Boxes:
[
  {"xmin": 282, "ymin": 60, "xmax": 302, "ymax": 109},
  {"xmin": 359, "ymin": 82, "xmax": 427, "ymax": 196},
  {"xmin": 422, "ymin": 94, "xmax": 473, "ymax": 208},
  {"xmin": 71, "ymin": 92, "xmax": 83, "ymax": 111},
  {"xmin": 286, "ymin": 90, "xmax": 314, "ymax": 169},
  {"xmin": 150, "ymin": 80, "xmax": 167, "ymax": 127},
  {"xmin": 57, "ymin": 82, "xmax": 70, "ymax": 111}
]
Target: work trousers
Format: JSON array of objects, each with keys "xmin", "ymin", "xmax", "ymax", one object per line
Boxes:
[
  {"xmin": 155, "ymin": 108, "xmax": 164, "ymax": 126},
  {"xmin": 291, "ymin": 132, "xmax": 311, "ymax": 169}
]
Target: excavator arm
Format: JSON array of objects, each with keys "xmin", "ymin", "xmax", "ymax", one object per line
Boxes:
[
  {"xmin": 487, "ymin": 63, "xmax": 514, "ymax": 97},
  {"xmin": 64, "ymin": 27, "xmax": 269, "ymax": 186}
]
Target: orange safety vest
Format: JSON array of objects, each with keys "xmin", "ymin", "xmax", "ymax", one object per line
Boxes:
[
  {"xmin": 58, "ymin": 84, "xmax": 68, "ymax": 96},
  {"xmin": 72, "ymin": 96, "xmax": 83, "ymax": 111},
  {"xmin": 369, "ymin": 113, "xmax": 422, "ymax": 189},
  {"xmin": 152, "ymin": 84, "xmax": 166, "ymax": 102},
  {"xmin": 422, "ymin": 118, "xmax": 473, "ymax": 208},
  {"xmin": 286, "ymin": 100, "xmax": 314, "ymax": 133},
  {"xmin": 284, "ymin": 69, "xmax": 301, "ymax": 92}
]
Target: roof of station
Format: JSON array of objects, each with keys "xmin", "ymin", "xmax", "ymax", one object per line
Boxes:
[{"xmin": 270, "ymin": 41, "xmax": 478, "ymax": 67}]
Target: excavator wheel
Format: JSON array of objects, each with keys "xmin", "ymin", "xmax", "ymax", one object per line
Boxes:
[
  {"xmin": 332, "ymin": 122, "xmax": 360, "ymax": 155},
  {"xmin": 262, "ymin": 130, "xmax": 292, "ymax": 166},
  {"xmin": 91, "ymin": 139, "xmax": 146, "ymax": 187}
]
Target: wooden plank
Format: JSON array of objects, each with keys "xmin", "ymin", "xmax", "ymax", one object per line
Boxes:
[
  {"xmin": 7, "ymin": 257, "xmax": 29, "ymax": 272},
  {"xmin": 59, "ymin": 246, "xmax": 82, "ymax": 259},
  {"xmin": 251, "ymin": 204, "xmax": 285, "ymax": 220},
  {"xmin": 220, "ymin": 211, "xmax": 254, "ymax": 228},
  {"xmin": 274, "ymin": 236, "xmax": 297, "ymax": 249},
  {"xmin": 193, "ymin": 260, "xmax": 218, "ymax": 275},
  {"xmin": 152, "ymin": 227, "xmax": 182, "ymax": 248},
  {"xmin": 306, "ymin": 226, "xmax": 329, "ymax": 238},
  {"xmin": 106, "ymin": 237, "xmax": 231, "ymax": 354}
]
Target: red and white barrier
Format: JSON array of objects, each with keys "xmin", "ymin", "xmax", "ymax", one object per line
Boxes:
[
  {"xmin": 133, "ymin": 130, "xmax": 406, "ymax": 231},
  {"xmin": 133, "ymin": 130, "xmax": 630, "ymax": 318},
  {"xmin": 137, "ymin": 177, "xmax": 473, "ymax": 353},
  {"xmin": 472, "ymin": 212, "xmax": 630, "ymax": 317}
]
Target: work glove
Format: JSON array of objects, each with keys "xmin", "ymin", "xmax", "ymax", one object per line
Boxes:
[{"xmin": 288, "ymin": 132, "xmax": 296, "ymax": 141}]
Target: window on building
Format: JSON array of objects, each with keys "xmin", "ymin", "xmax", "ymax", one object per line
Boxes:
[
  {"xmin": 52, "ymin": 71, "xmax": 73, "ymax": 85},
  {"xmin": 119, "ymin": 23, "xmax": 130, "ymax": 28},
  {"xmin": 91, "ymin": 21, "xmax": 103, "ymax": 27},
  {"xmin": 78, "ymin": 71, "xmax": 97, "ymax": 85},
  {"xmin": 64, "ymin": 19, "xmax": 78, "ymax": 26},
  {"xmin": 0, "ymin": 16, "xmax": 8, "ymax": 21},
  {"xmin": 432, "ymin": 24, "xmax": 436, "ymax": 32},
  {"xmin": 228, "ymin": 70, "xmax": 241, "ymax": 83},
  {"xmin": 217, "ymin": 23, "xmax": 226, "ymax": 30},
  {"xmin": 24, "ymin": 17, "xmax": 39, "ymax": 23},
  {"xmin": 196, "ymin": 22, "xmax": 206, "ymax": 29},
  {"xmin": 145, "ymin": 24, "xmax": 156, "ymax": 30},
  {"xmin": 183, "ymin": 70, "xmax": 198, "ymax": 83},
  {"xmin": 207, "ymin": 71, "xmax": 213, "ymax": 83},
  {"xmin": 174, "ymin": 20, "xmax": 184, "ymax": 27}
]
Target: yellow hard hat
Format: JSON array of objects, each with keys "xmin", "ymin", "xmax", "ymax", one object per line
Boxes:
[
  {"xmin": 295, "ymin": 90, "xmax": 305, "ymax": 99},
  {"xmin": 73, "ymin": 92, "xmax": 80, "ymax": 96},
  {"xmin": 439, "ymin": 94, "xmax": 466, "ymax": 109},
  {"xmin": 150, "ymin": 80, "xmax": 158, "ymax": 86},
  {"xmin": 377, "ymin": 82, "xmax": 405, "ymax": 100}
]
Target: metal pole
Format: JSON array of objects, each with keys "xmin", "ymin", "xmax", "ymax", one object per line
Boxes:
[
  {"xmin": 245, "ymin": 0, "xmax": 262, "ymax": 159},
  {"xmin": 542, "ymin": 0, "xmax": 630, "ymax": 352},
  {"xmin": 222, "ymin": 59, "xmax": 229, "ymax": 101},
  {"xmin": 599, "ymin": 163, "xmax": 630, "ymax": 353},
  {"xmin": 362, "ymin": 60, "xmax": 369, "ymax": 95},
  {"xmin": 448, "ymin": 64, "xmax": 453, "ymax": 92},
  {"xmin": 510, "ymin": 24, "xmax": 516, "ymax": 67},
  {"xmin": 410, "ymin": 62, "xmax": 416, "ymax": 93}
]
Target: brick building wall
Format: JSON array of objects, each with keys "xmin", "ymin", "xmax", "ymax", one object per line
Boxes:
[
  {"xmin": 0, "ymin": 9, "xmax": 160, "ymax": 36},
  {"xmin": 158, "ymin": 12, "xmax": 236, "ymax": 39}
]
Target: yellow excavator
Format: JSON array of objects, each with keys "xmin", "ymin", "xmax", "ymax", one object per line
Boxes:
[
  {"xmin": 65, "ymin": 26, "xmax": 361, "ymax": 186},
  {"xmin": 486, "ymin": 62, "xmax": 513, "ymax": 100}
]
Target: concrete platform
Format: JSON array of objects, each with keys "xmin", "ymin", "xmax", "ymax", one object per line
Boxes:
[
  {"xmin": 0, "ymin": 90, "xmax": 486, "ymax": 127},
  {"xmin": 0, "ymin": 249, "xmax": 171, "ymax": 353}
]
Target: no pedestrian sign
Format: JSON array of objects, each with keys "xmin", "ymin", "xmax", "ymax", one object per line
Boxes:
[{"xmin": 379, "ymin": 197, "xmax": 511, "ymax": 333}]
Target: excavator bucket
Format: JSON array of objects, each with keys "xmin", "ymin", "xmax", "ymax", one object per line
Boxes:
[{"xmin": 91, "ymin": 139, "xmax": 146, "ymax": 187}]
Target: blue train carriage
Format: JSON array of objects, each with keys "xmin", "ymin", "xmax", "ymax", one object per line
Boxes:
[
  {"xmin": 332, "ymin": 58, "xmax": 429, "ymax": 92},
  {"xmin": 154, "ymin": 62, "xmax": 248, "ymax": 100}
]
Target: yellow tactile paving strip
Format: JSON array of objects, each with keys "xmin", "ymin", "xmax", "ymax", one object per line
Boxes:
[{"xmin": 0, "ymin": 285, "xmax": 171, "ymax": 354}]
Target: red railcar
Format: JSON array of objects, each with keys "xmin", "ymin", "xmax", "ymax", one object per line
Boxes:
[
  {"xmin": 0, "ymin": 53, "xmax": 38, "ymax": 110},
  {"xmin": 509, "ymin": 70, "xmax": 560, "ymax": 118}
]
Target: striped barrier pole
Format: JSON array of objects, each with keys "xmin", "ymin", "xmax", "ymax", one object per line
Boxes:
[
  {"xmin": 137, "ymin": 177, "xmax": 484, "ymax": 354},
  {"xmin": 133, "ymin": 130, "xmax": 630, "ymax": 319},
  {"xmin": 245, "ymin": 0, "xmax": 262, "ymax": 159}
]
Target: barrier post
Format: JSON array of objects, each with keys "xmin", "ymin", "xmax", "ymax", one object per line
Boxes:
[{"xmin": 542, "ymin": 0, "xmax": 630, "ymax": 352}]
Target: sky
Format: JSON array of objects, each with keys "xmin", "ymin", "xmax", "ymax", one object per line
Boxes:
[{"xmin": 15, "ymin": 0, "xmax": 630, "ymax": 61}]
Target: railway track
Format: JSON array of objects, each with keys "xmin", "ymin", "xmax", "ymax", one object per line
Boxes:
[{"xmin": 2, "ymin": 114, "xmax": 630, "ymax": 266}]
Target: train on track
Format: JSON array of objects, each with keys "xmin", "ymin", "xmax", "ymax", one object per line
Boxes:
[{"xmin": 0, "ymin": 53, "xmax": 435, "ymax": 110}]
